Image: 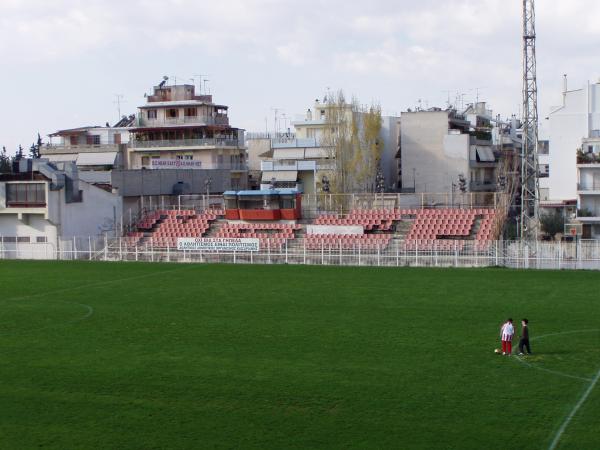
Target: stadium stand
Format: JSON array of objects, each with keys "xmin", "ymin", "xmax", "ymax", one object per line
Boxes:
[
  {"xmin": 305, "ymin": 234, "xmax": 392, "ymax": 250},
  {"xmin": 126, "ymin": 205, "xmax": 501, "ymax": 252},
  {"xmin": 314, "ymin": 209, "xmax": 400, "ymax": 231},
  {"xmin": 127, "ymin": 209, "xmax": 224, "ymax": 248}
]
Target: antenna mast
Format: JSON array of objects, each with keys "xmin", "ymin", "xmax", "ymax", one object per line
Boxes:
[{"xmin": 520, "ymin": 0, "xmax": 540, "ymax": 240}]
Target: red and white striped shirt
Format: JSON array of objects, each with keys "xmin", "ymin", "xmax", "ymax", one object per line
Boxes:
[{"xmin": 501, "ymin": 322, "xmax": 514, "ymax": 341}]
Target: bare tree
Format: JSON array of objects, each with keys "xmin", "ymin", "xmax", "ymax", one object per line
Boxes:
[{"xmin": 321, "ymin": 90, "xmax": 383, "ymax": 194}]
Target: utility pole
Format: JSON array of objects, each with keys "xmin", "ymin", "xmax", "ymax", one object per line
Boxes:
[{"xmin": 521, "ymin": 0, "xmax": 540, "ymax": 241}]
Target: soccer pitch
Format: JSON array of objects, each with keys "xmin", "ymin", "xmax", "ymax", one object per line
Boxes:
[{"xmin": 1, "ymin": 261, "xmax": 599, "ymax": 450}]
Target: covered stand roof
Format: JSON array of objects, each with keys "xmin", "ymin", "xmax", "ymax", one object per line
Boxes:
[{"xmin": 224, "ymin": 189, "xmax": 299, "ymax": 197}]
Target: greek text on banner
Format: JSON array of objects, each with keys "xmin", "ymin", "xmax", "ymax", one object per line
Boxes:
[{"xmin": 177, "ymin": 238, "xmax": 260, "ymax": 252}]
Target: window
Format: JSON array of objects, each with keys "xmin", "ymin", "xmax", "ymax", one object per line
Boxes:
[
  {"xmin": 2, "ymin": 237, "xmax": 16, "ymax": 243},
  {"xmin": 36, "ymin": 236, "xmax": 48, "ymax": 243},
  {"xmin": 167, "ymin": 109, "xmax": 178, "ymax": 118},
  {"xmin": 538, "ymin": 140, "xmax": 549, "ymax": 155},
  {"xmin": 184, "ymin": 107, "xmax": 197, "ymax": 117},
  {"xmin": 17, "ymin": 236, "xmax": 30, "ymax": 243},
  {"xmin": 86, "ymin": 135, "xmax": 101, "ymax": 145},
  {"xmin": 147, "ymin": 109, "xmax": 158, "ymax": 119},
  {"xmin": 539, "ymin": 164, "xmax": 550, "ymax": 178},
  {"xmin": 6, "ymin": 183, "xmax": 46, "ymax": 206}
]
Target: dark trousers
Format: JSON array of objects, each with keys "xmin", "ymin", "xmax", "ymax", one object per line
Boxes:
[{"xmin": 518, "ymin": 338, "xmax": 531, "ymax": 354}]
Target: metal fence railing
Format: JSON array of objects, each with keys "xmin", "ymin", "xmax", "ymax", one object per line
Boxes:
[{"xmin": 2, "ymin": 238, "xmax": 600, "ymax": 271}]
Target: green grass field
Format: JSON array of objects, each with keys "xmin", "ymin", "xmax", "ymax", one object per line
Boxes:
[{"xmin": 1, "ymin": 261, "xmax": 599, "ymax": 450}]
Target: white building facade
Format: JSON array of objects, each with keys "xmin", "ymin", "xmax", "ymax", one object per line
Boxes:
[
  {"xmin": 0, "ymin": 160, "xmax": 122, "ymax": 259},
  {"xmin": 546, "ymin": 81, "xmax": 600, "ymax": 202},
  {"xmin": 397, "ymin": 106, "xmax": 498, "ymax": 195},
  {"xmin": 255, "ymin": 100, "xmax": 400, "ymax": 194}
]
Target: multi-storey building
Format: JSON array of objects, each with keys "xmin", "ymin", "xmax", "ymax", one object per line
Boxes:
[
  {"xmin": 397, "ymin": 104, "xmax": 499, "ymax": 195},
  {"xmin": 127, "ymin": 83, "xmax": 246, "ymax": 176},
  {"xmin": 254, "ymin": 99, "xmax": 400, "ymax": 194},
  {"xmin": 545, "ymin": 80, "xmax": 600, "ymax": 202},
  {"xmin": 0, "ymin": 160, "xmax": 122, "ymax": 259},
  {"xmin": 40, "ymin": 117, "xmax": 134, "ymax": 184},
  {"xmin": 541, "ymin": 80, "xmax": 600, "ymax": 237}
]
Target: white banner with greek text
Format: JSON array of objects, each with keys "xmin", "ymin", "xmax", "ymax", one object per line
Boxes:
[{"xmin": 177, "ymin": 237, "xmax": 260, "ymax": 252}]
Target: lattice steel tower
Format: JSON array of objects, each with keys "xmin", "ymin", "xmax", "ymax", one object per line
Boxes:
[{"xmin": 520, "ymin": 0, "xmax": 540, "ymax": 240}]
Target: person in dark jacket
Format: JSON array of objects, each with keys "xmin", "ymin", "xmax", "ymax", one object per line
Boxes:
[{"xmin": 518, "ymin": 319, "xmax": 531, "ymax": 355}]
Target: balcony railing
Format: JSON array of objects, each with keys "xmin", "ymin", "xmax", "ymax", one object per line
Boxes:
[
  {"xmin": 42, "ymin": 143, "xmax": 121, "ymax": 154},
  {"xmin": 6, "ymin": 201, "xmax": 47, "ymax": 208},
  {"xmin": 138, "ymin": 116, "xmax": 229, "ymax": 127},
  {"xmin": 261, "ymin": 160, "xmax": 336, "ymax": 171},
  {"xmin": 578, "ymin": 184, "xmax": 600, "ymax": 192},
  {"xmin": 131, "ymin": 138, "xmax": 242, "ymax": 149},
  {"xmin": 271, "ymin": 138, "xmax": 322, "ymax": 148}
]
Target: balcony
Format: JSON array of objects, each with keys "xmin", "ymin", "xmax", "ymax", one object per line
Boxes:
[
  {"xmin": 138, "ymin": 115, "xmax": 229, "ymax": 127},
  {"xmin": 261, "ymin": 160, "xmax": 336, "ymax": 172},
  {"xmin": 577, "ymin": 183, "xmax": 600, "ymax": 194},
  {"xmin": 271, "ymin": 138, "xmax": 321, "ymax": 148},
  {"xmin": 41, "ymin": 143, "xmax": 121, "ymax": 154},
  {"xmin": 131, "ymin": 138, "xmax": 243, "ymax": 149}
]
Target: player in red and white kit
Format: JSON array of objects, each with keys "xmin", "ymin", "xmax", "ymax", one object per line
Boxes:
[{"xmin": 500, "ymin": 318, "xmax": 514, "ymax": 355}]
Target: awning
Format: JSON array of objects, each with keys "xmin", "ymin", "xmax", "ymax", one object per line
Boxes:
[
  {"xmin": 261, "ymin": 170, "xmax": 298, "ymax": 183},
  {"xmin": 43, "ymin": 154, "xmax": 78, "ymax": 162},
  {"xmin": 273, "ymin": 148, "xmax": 305, "ymax": 159},
  {"xmin": 475, "ymin": 146, "xmax": 495, "ymax": 162},
  {"xmin": 77, "ymin": 152, "xmax": 118, "ymax": 166}
]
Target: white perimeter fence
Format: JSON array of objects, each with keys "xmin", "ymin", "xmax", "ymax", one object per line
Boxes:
[{"xmin": 2, "ymin": 237, "xmax": 600, "ymax": 271}]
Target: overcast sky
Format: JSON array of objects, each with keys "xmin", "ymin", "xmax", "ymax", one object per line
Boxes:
[{"xmin": 1, "ymin": 0, "xmax": 599, "ymax": 154}]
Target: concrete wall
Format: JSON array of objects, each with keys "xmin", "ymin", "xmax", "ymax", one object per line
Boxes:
[
  {"xmin": 111, "ymin": 169, "xmax": 247, "ymax": 197},
  {"xmin": 548, "ymin": 89, "xmax": 588, "ymax": 201},
  {"xmin": 379, "ymin": 116, "xmax": 400, "ymax": 190},
  {"xmin": 247, "ymin": 139, "xmax": 271, "ymax": 171},
  {"xmin": 400, "ymin": 112, "xmax": 470, "ymax": 193},
  {"xmin": 60, "ymin": 183, "xmax": 122, "ymax": 238}
]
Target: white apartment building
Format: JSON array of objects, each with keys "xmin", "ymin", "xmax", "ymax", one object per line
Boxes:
[
  {"xmin": 40, "ymin": 119, "xmax": 133, "ymax": 184},
  {"xmin": 543, "ymin": 80, "xmax": 600, "ymax": 237},
  {"xmin": 255, "ymin": 99, "xmax": 400, "ymax": 194},
  {"xmin": 0, "ymin": 160, "xmax": 122, "ymax": 259},
  {"xmin": 397, "ymin": 105, "xmax": 498, "ymax": 195},
  {"xmin": 545, "ymin": 81, "xmax": 600, "ymax": 201}
]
